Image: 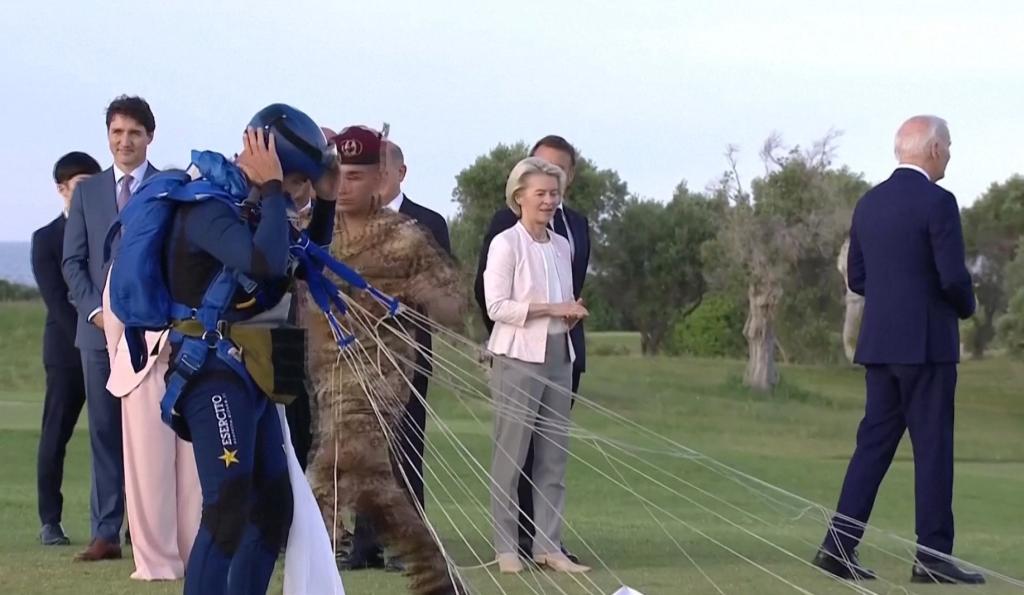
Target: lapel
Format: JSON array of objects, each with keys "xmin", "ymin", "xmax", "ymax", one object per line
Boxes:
[
  {"xmin": 98, "ymin": 167, "xmax": 117, "ymax": 226},
  {"xmin": 563, "ymin": 207, "xmax": 581, "ymax": 245},
  {"xmin": 398, "ymin": 194, "xmax": 415, "ymax": 217},
  {"xmin": 102, "ymin": 163, "xmax": 158, "ymax": 220},
  {"xmin": 52, "ymin": 215, "xmax": 66, "ymax": 242},
  {"xmin": 44, "ymin": 216, "xmax": 65, "ymax": 255}
]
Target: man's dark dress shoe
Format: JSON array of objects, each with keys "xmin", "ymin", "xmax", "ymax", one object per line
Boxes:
[
  {"xmin": 562, "ymin": 544, "xmax": 581, "ymax": 565},
  {"xmin": 74, "ymin": 538, "xmax": 122, "ymax": 561},
  {"xmin": 912, "ymin": 560, "xmax": 986, "ymax": 585},
  {"xmin": 812, "ymin": 549, "xmax": 876, "ymax": 581},
  {"xmin": 40, "ymin": 524, "xmax": 70, "ymax": 546}
]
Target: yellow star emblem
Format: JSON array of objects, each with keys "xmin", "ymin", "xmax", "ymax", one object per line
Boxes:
[{"xmin": 218, "ymin": 448, "xmax": 240, "ymax": 468}]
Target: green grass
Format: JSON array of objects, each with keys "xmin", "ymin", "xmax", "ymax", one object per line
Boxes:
[{"xmin": 1, "ymin": 301, "xmax": 1022, "ymax": 594}]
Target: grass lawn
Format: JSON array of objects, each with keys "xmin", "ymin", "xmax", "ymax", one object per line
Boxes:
[{"xmin": 1, "ymin": 301, "xmax": 1022, "ymax": 594}]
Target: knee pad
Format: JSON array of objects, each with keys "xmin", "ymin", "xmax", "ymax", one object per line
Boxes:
[
  {"xmin": 201, "ymin": 473, "xmax": 252, "ymax": 555},
  {"xmin": 251, "ymin": 472, "xmax": 293, "ymax": 551}
]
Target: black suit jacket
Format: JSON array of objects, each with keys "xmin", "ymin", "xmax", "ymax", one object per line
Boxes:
[
  {"xmin": 398, "ymin": 195, "xmax": 452, "ymax": 376},
  {"xmin": 849, "ymin": 168, "xmax": 974, "ymax": 364},
  {"xmin": 31, "ymin": 215, "xmax": 81, "ymax": 367},
  {"xmin": 474, "ymin": 206, "xmax": 591, "ymax": 372},
  {"xmin": 399, "ymin": 195, "xmax": 451, "ymax": 254}
]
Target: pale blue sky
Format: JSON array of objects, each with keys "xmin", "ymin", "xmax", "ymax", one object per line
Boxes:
[{"xmin": 2, "ymin": 0, "xmax": 1022, "ymax": 241}]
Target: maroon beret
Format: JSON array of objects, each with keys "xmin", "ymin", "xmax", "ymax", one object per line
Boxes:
[{"xmin": 331, "ymin": 125, "xmax": 382, "ymax": 165}]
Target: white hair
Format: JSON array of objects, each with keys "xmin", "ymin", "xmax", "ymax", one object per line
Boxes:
[
  {"xmin": 894, "ymin": 115, "xmax": 950, "ymax": 161},
  {"xmin": 505, "ymin": 157, "xmax": 566, "ymax": 216}
]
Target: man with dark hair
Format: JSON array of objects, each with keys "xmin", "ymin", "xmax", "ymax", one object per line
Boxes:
[
  {"xmin": 106, "ymin": 95, "xmax": 156, "ymax": 136},
  {"xmin": 62, "ymin": 94, "xmax": 159, "ymax": 561},
  {"xmin": 32, "ymin": 151, "xmax": 102, "ymax": 546},
  {"xmin": 473, "ymin": 134, "xmax": 591, "ymax": 564}
]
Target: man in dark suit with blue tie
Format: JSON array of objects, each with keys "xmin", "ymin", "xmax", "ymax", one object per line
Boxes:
[
  {"xmin": 31, "ymin": 152, "xmax": 103, "ymax": 547},
  {"xmin": 341, "ymin": 140, "xmax": 455, "ymax": 572},
  {"xmin": 62, "ymin": 95, "xmax": 159, "ymax": 562},
  {"xmin": 474, "ymin": 134, "xmax": 591, "ymax": 564},
  {"xmin": 814, "ymin": 115, "xmax": 984, "ymax": 585}
]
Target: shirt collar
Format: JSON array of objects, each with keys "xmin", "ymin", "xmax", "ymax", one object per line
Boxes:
[
  {"xmin": 385, "ymin": 191, "xmax": 405, "ymax": 212},
  {"xmin": 896, "ymin": 163, "xmax": 931, "ymax": 181},
  {"xmin": 114, "ymin": 161, "xmax": 150, "ymax": 185}
]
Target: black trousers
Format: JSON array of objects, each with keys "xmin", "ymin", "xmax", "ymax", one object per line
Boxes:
[
  {"xmin": 284, "ymin": 384, "xmax": 314, "ymax": 471},
  {"xmin": 517, "ymin": 367, "xmax": 582, "ymax": 549},
  {"xmin": 823, "ymin": 364, "xmax": 956, "ymax": 562},
  {"xmin": 37, "ymin": 364, "xmax": 87, "ymax": 526},
  {"xmin": 352, "ymin": 371, "xmax": 430, "ymax": 558}
]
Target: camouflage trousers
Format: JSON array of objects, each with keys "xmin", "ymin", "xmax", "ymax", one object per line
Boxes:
[{"xmin": 307, "ymin": 365, "xmax": 462, "ymax": 595}]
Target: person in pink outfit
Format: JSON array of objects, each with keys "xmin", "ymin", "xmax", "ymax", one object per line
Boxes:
[{"xmin": 102, "ymin": 271, "xmax": 202, "ymax": 580}]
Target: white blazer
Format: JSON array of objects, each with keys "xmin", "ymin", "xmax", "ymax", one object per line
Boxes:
[{"xmin": 484, "ymin": 222, "xmax": 576, "ymax": 364}]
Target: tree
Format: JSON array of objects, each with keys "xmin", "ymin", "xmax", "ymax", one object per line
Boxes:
[
  {"xmin": 593, "ymin": 183, "xmax": 719, "ymax": 355},
  {"xmin": 449, "ymin": 142, "xmax": 529, "ymax": 272},
  {"xmin": 710, "ymin": 134, "xmax": 869, "ymax": 391},
  {"xmin": 665, "ymin": 293, "xmax": 747, "ymax": 358},
  {"xmin": 961, "ymin": 176, "xmax": 1024, "ymax": 357},
  {"xmin": 0, "ymin": 280, "xmax": 39, "ymax": 301},
  {"xmin": 996, "ymin": 235, "xmax": 1024, "ymax": 357}
]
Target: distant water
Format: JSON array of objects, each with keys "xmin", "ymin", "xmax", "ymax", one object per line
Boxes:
[{"xmin": 0, "ymin": 242, "xmax": 35, "ymax": 287}]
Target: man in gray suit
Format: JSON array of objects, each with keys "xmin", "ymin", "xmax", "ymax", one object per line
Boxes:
[{"xmin": 62, "ymin": 95, "xmax": 159, "ymax": 562}]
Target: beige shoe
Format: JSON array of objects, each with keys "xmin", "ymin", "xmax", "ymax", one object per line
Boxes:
[
  {"xmin": 496, "ymin": 553, "xmax": 524, "ymax": 574},
  {"xmin": 534, "ymin": 552, "xmax": 591, "ymax": 573}
]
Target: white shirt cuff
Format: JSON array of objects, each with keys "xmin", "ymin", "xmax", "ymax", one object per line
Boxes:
[{"xmin": 87, "ymin": 307, "xmax": 103, "ymax": 322}]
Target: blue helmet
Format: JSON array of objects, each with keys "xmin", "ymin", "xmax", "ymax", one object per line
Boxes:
[{"xmin": 247, "ymin": 104, "xmax": 335, "ymax": 181}]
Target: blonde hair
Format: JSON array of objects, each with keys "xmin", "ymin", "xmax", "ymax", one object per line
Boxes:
[{"xmin": 504, "ymin": 157, "xmax": 566, "ymax": 217}]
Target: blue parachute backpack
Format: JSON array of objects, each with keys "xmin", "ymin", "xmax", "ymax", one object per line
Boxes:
[{"xmin": 104, "ymin": 151, "xmax": 250, "ymax": 372}]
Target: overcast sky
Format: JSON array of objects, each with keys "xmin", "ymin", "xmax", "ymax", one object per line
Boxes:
[{"xmin": 2, "ymin": 0, "xmax": 1022, "ymax": 241}]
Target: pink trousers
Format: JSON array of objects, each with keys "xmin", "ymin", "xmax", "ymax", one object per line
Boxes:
[{"xmin": 103, "ymin": 273, "xmax": 202, "ymax": 580}]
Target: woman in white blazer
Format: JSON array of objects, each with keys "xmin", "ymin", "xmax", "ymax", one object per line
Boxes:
[{"xmin": 484, "ymin": 157, "xmax": 589, "ymax": 574}]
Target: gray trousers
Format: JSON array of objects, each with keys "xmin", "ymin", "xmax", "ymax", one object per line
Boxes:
[
  {"xmin": 489, "ymin": 335, "xmax": 573, "ymax": 555},
  {"xmin": 81, "ymin": 348, "xmax": 124, "ymax": 542}
]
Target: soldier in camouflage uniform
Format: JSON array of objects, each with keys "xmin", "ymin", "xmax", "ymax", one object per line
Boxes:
[{"xmin": 304, "ymin": 125, "xmax": 465, "ymax": 595}]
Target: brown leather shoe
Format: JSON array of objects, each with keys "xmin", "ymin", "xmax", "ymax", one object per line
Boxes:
[{"xmin": 74, "ymin": 538, "xmax": 122, "ymax": 562}]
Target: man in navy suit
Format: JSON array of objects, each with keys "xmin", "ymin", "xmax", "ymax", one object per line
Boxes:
[
  {"xmin": 31, "ymin": 152, "xmax": 102, "ymax": 546},
  {"xmin": 341, "ymin": 140, "xmax": 454, "ymax": 572},
  {"xmin": 473, "ymin": 134, "xmax": 591, "ymax": 564},
  {"xmin": 62, "ymin": 95, "xmax": 159, "ymax": 562},
  {"xmin": 814, "ymin": 115, "xmax": 984, "ymax": 585}
]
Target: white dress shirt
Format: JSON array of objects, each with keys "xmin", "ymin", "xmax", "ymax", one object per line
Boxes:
[
  {"xmin": 896, "ymin": 163, "xmax": 931, "ymax": 181},
  {"xmin": 115, "ymin": 161, "xmax": 149, "ymax": 197},
  {"xmin": 549, "ymin": 204, "xmax": 575, "ymax": 261},
  {"xmin": 385, "ymin": 191, "xmax": 405, "ymax": 212},
  {"xmin": 537, "ymin": 240, "xmax": 567, "ymax": 334}
]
